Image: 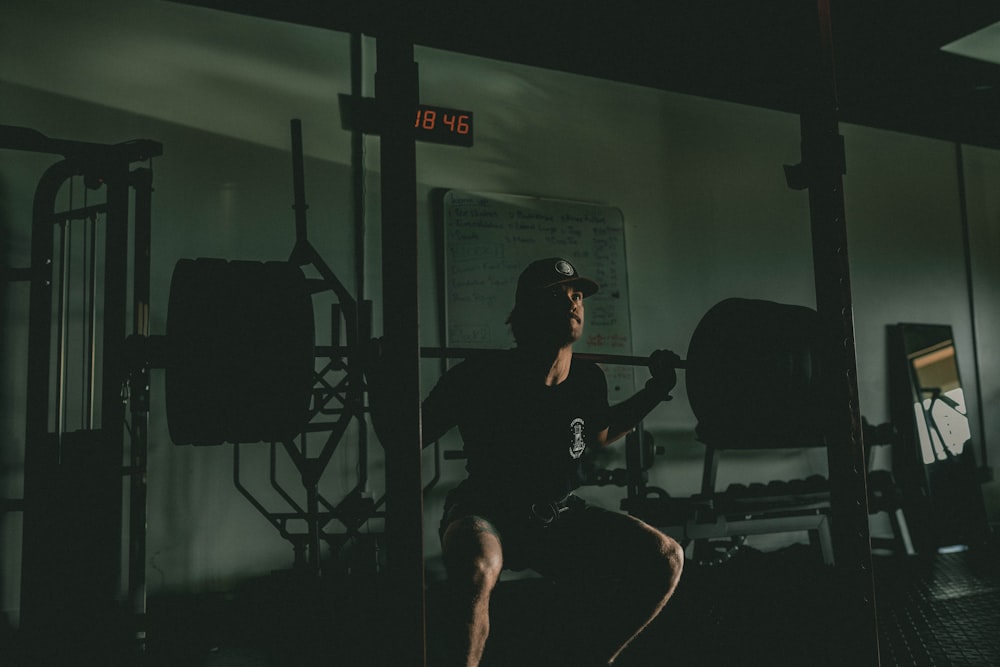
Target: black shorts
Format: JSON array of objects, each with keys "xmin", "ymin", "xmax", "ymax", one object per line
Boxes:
[{"xmin": 439, "ymin": 482, "xmax": 665, "ymax": 577}]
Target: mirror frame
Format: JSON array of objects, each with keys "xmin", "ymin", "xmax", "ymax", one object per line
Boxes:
[{"xmin": 887, "ymin": 323, "xmax": 989, "ymax": 553}]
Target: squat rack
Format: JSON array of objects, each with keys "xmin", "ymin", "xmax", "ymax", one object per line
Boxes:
[{"xmin": 366, "ymin": 3, "xmax": 880, "ymax": 664}]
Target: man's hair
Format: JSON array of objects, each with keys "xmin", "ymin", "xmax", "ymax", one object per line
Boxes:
[{"xmin": 506, "ymin": 306, "xmax": 528, "ymax": 346}]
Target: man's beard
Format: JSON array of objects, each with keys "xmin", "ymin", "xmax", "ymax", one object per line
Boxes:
[{"xmin": 519, "ymin": 311, "xmax": 580, "ymax": 350}]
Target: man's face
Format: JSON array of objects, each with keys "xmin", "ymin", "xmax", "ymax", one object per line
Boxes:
[
  {"xmin": 563, "ymin": 284, "xmax": 585, "ymax": 342},
  {"xmin": 523, "ymin": 283, "xmax": 585, "ymax": 347}
]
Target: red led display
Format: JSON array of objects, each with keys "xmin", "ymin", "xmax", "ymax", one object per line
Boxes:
[{"xmin": 414, "ymin": 104, "xmax": 474, "ymax": 147}]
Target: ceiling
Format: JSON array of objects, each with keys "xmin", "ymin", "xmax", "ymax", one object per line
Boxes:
[{"xmin": 168, "ymin": 0, "xmax": 1000, "ymax": 150}]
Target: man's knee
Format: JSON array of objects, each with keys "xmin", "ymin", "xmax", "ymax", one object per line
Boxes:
[
  {"xmin": 657, "ymin": 533, "xmax": 685, "ymax": 592},
  {"xmin": 632, "ymin": 526, "xmax": 683, "ymax": 598},
  {"xmin": 442, "ymin": 516, "xmax": 504, "ymax": 587}
]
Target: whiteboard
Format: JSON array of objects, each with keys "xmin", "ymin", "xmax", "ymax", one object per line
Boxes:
[{"xmin": 440, "ymin": 190, "xmax": 635, "ymax": 401}]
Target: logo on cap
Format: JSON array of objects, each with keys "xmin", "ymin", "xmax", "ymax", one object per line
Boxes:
[{"xmin": 554, "ymin": 260, "xmax": 575, "ymax": 277}]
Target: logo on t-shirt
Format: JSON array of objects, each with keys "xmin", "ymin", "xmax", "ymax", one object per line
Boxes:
[{"xmin": 569, "ymin": 417, "xmax": 586, "ymax": 459}]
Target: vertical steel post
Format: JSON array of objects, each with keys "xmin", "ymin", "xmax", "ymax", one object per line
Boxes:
[
  {"xmin": 954, "ymin": 143, "xmax": 990, "ymax": 478},
  {"xmin": 290, "ymin": 119, "xmax": 309, "ymax": 243},
  {"xmin": 100, "ymin": 153, "xmax": 131, "ymax": 609},
  {"xmin": 129, "ymin": 166, "xmax": 154, "ymax": 654},
  {"xmin": 795, "ymin": 1, "xmax": 880, "ymax": 663},
  {"xmin": 351, "ymin": 31, "xmax": 367, "ymax": 303},
  {"xmin": 19, "ymin": 160, "xmax": 71, "ymax": 643},
  {"xmin": 376, "ymin": 29, "xmax": 426, "ymax": 666}
]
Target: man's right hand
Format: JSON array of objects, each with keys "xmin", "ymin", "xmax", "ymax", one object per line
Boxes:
[{"xmin": 645, "ymin": 349, "xmax": 681, "ymax": 401}]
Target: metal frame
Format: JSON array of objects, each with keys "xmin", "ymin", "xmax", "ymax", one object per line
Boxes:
[
  {"xmin": 793, "ymin": 2, "xmax": 879, "ymax": 661},
  {"xmin": 376, "ymin": 27, "xmax": 427, "ymax": 665},
  {"xmin": 1, "ymin": 124, "xmax": 162, "ymax": 659},
  {"xmin": 221, "ymin": 119, "xmax": 378, "ymax": 575}
]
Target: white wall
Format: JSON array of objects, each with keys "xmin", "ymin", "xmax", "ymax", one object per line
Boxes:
[
  {"xmin": 961, "ymin": 145, "xmax": 1000, "ymax": 515},
  {"xmin": 2, "ymin": 0, "xmax": 998, "ymax": 618}
]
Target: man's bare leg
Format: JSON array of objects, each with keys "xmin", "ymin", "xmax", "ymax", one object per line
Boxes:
[
  {"xmin": 441, "ymin": 517, "xmax": 504, "ymax": 667},
  {"xmin": 562, "ymin": 514, "xmax": 685, "ymax": 666}
]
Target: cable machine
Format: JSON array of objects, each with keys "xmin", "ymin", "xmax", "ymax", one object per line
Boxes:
[{"xmin": 1, "ymin": 125, "xmax": 162, "ymax": 663}]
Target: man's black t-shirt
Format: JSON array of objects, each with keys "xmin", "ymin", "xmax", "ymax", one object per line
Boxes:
[{"xmin": 422, "ymin": 349, "xmax": 611, "ymax": 508}]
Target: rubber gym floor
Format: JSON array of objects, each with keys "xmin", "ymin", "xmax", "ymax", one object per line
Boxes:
[
  {"xmin": 3, "ymin": 531, "xmax": 997, "ymax": 665},
  {"xmin": 140, "ymin": 530, "xmax": 1000, "ymax": 665}
]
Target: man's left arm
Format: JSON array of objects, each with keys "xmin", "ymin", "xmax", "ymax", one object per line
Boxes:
[{"xmin": 597, "ymin": 349, "xmax": 680, "ymax": 446}]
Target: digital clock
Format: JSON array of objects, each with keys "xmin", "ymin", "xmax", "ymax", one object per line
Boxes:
[
  {"xmin": 338, "ymin": 94, "xmax": 474, "ymax": 148},
  {"xmin": 414, "ymin": 104, "xmax": 474, "ymax": 147}
]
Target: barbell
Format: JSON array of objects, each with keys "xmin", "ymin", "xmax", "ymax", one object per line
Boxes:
[
  {"xmin": 419, "ymin": 347, "xmax": 685, "ymax": 369},
  {"xmin": 164, "ymin": 258, "xmax": 833, "ymax": 448}
]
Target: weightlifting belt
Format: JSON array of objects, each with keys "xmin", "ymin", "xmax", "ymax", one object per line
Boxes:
[{"xmin": 529, "ymin": 493, "xmax": 581, "ymax": 528}]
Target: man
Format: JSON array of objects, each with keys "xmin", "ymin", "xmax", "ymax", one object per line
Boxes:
[{"xmin": 419, "ymin": 257, "xmax": 684, "ymax": 666}]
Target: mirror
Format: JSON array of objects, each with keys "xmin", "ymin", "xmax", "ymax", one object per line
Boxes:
[{"xmin": 888, "ymin": 323, "xmax": 989, "ymax": 552}]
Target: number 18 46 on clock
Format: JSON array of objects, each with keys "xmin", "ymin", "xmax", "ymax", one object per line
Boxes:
[{"xmin": 415, "ymin": 104, "xmax": 474, "ymax": 147}]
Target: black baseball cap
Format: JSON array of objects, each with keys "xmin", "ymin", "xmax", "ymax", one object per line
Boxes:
[{"xmin": 514, "ymin": 257, "xmax": 600, "ymax": 302}]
